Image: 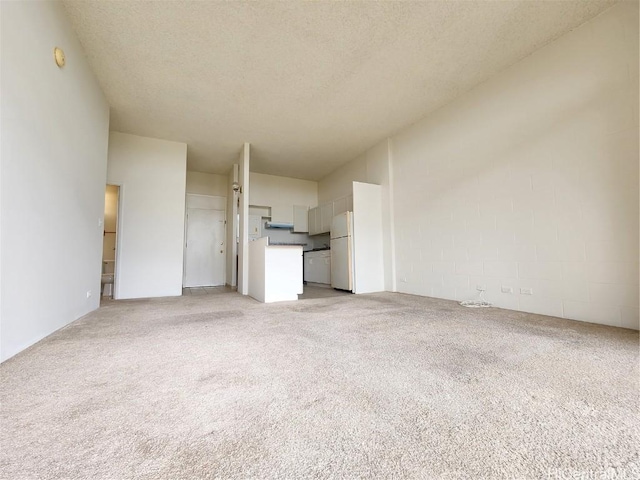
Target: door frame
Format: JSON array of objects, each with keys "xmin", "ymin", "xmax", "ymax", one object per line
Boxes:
[{"xmin": 183, "ymin": 194, "xmax": 227, "ymax": 287}]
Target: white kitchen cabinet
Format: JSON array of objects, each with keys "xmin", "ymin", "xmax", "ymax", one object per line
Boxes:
[
  {"xmin": 308, "ymin": 207, "xmax": 317, "ymax": 235},
  {"xmin": 309, "ymin": 206, "xmax": 324, "ymax": 236},
  {"xmin": 293, "ymin": 205, "xmax": 309, "ymax": 233},
  {"xmin": 315, "ymin": 207, "xmax": 324, "ymax": 233},
  {"xmin": 320, "ymin": 203, "xmax": 334, "ymax": 233},
  {"xmin": 308, "ymin": 202, "xmax": 335, "ymax": 236},
  {"xmin": 304, "ymin": 250, "xmax": 331, "ymax": 284}
]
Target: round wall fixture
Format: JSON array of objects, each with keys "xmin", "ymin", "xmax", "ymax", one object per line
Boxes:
[{"xmin": 53, "ymin": 47, "xmax": 65, "ymax": 68}]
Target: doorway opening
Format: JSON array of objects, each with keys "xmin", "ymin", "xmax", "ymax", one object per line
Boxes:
[{"xmin": 102, "ymin": 185, "xmax": 119, "ymax": 299}]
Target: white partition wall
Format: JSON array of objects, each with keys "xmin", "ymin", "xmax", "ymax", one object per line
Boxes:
[
  {"xmin": 352, "ymin": 182, "xmax": 385, "ymax": 294},
  {"xmin": 107, "ymin": 132, "xmax": 187, "ymax": 299},
  {"xmin": 186, "ymin": 171, "xmax": 228, "ymax": 197}
]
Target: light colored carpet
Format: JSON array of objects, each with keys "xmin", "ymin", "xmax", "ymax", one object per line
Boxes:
[{"xmin": 1, "ymin": 291, "xmax": 638, "ymax": 479}]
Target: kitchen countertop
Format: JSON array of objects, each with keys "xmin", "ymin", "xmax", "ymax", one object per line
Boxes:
[
  {"xmin": 305, "ymin": 248, "xmax": 331, "ymax": 255},
  {"xmin": 269, "ymin": 242, "xmax": 307, "ymax": 247}
]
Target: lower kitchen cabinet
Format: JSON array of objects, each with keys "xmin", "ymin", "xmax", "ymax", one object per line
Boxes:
[{"xmin": 304, "ymin": 250, "xmax": 331, "ymax": 284}]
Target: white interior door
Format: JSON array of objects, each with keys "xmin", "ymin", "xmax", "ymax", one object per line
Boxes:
[{"xmin": 184, "ymin": 208, "xmax": 225, "ymax": 287}]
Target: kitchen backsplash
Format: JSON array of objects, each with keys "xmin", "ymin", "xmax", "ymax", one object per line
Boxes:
[
  {"xmin": 311, "ymin": 233, "xmax": 330, "ymax": 250},
  {"xmin": 257, "ymin": 225, "xmax": 330, "ymax": 251},
  {"xmin": 262, "ymin": 226, "xmax": 312, "ymax": 250}
]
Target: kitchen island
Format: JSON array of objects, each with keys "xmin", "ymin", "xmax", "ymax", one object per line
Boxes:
[{"xmin": 248, "ymin": 237, "xmax": 303, "ymax": 303}]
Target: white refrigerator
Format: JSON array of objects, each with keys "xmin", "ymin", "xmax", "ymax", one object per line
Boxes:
[{"xmin": 330, "ymin": 211, "xmax": 354, "ymax": 292}]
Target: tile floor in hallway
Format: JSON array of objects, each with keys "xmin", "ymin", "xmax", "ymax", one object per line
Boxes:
[
  {"xmin": 182, "ymin": 286, "xmax": 235, "ymax": 296},
  {"xmin": 181, "ymin": 284, "xmax": 351, "ymax": 300},
  {"xmin": 298, "ymin": 284, "xmax": 352, "ymax": 300}
]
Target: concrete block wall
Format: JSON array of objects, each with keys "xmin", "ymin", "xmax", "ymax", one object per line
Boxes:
[{"xmin": 391, "ymin": 2, "xmax": 639, "ymax": 329}]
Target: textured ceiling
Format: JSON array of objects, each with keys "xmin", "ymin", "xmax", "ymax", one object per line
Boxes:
[{"xmin": 63, "ymin": 0, "xmax": 615, "ymax": 180}]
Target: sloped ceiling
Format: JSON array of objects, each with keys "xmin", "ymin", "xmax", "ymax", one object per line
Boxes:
[{"xmin": 63, "ymin": 0, "xmax": 616, "ymax": 180}]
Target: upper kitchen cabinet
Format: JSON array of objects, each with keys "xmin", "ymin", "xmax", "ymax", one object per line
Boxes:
[
  {"xmin": 308, "ymin": 207, "xmax": 320, "ymax": 235},
  {"xmin": 320, "ymin": 203, "xmax": 334, "ymax": 233},
  {"xmin": 293, "ymin": 205, "xmax": 309, "ymax": 233},
  {"xmin": 308, "ymin": 195, "xmax": 354, "ymax": 236},
  {"xmin": 308, "ymin": 203, "xmax": 333, "ymax": 235}
]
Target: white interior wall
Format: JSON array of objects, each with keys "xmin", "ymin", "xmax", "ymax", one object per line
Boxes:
[
  {"xmin": 318, "ymin": 155, "xmax": 368, "ymax": 204},
  {"xmin": 107, "ymin": 132, "xmax": 187, "ymax": 299},
  {"xmin": 0, "ymin": 1, "xmax": 109, "ymax": 361},
  {"xmin": 186, "ymin": 171, "xmax": 228, "ymax": 197},
  {"xmin": 391, "ymin": 2, "xmax": 639, "ymax": 329},
  {"xmin": 250, "ymin": 172, "xmax": 318, "ymax": 211}
]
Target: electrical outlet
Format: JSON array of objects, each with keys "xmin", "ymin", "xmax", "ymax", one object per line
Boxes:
[
  {"xmin": 501, "ymin": 286, "xmax": 513, "ymax": 294},
  {"xmin": 520, "ymin": 287, "xmax": 533, "ymax": 295},
  {"xmin": 400, "ymin": 276, "xmax": 408, "ymax": 283},
  {"xmin": 86, "ymin": 290, "xmax": 92, "ymax": 299},
  {"xmin": 476, "ymin": 285, "xmax": 486, "ymax": 292},
  {"xmin": 98, "ymin": 218, "xmax": 103, "ymax": 228}
]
